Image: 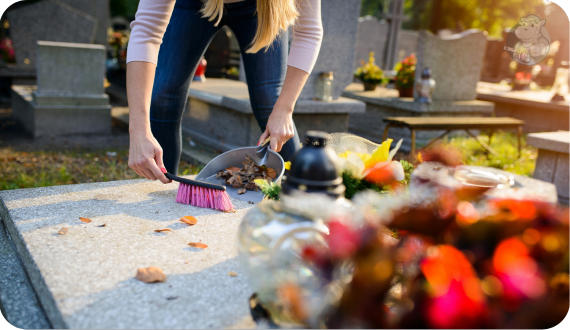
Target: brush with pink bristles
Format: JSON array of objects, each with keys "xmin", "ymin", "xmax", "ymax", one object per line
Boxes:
[{"xmin": 164, "ymin": 172, "xmax": 234, "ymax": 212}]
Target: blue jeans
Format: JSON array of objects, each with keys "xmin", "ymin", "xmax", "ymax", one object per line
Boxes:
[{"xmin": 150, "ymin": 0, "xmax": 301, "ymax": 174}]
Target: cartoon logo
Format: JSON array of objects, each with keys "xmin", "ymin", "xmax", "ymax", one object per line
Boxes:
[{"xmin": 503, "ymin": 15, "xmax": 551, "ymax": 65}]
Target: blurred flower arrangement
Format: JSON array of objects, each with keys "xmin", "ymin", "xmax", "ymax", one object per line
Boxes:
[
  {"xmin": 265, "ymin": 151, "xmax": 569, "ymax": 329},
  {"xmin": 0, "ymin": 38, "xmax": 15, "ymax": 64},
  {"xmin": 394, "ymin": 54, "xmax": 416, "ymax": 97},
  {"xmin": 354, "ymin": 52, "xmax": 384, "ymax": 91},
  {"xmin": 108, "ymin": 29, "xmax": 129, "ymax": 61},
  {"xmin": 255, "ymin": 136, "xmax": 414, "ymax": 201}
]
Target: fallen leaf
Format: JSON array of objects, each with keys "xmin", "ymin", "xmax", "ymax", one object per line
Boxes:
[
  {"xmin": 180, "ymin": 216, "xmax": 197, "ymax": 225},
  {"xmin": 228, "ymin": 271, "xmax": 238, "ymax": 277},
  {"xmin": 238, "ymin": 187, "xmax": 246, "ymax": 195},
  {"xmin": 225, "ymin": 166, "xmax": 241, "ymax": 175},
  {"xmin": 79, "ymin": 217, "xmax": 92, "ymax": 223},
  {"xmin": 58, "ymin": 227, "xmax": 68, "ymax": 235},
  {"xmin": 136, "ymin": 266, "xmax": 167, "ymax": 283},
  {"xmin": 154, "ymin": 229, "xmax": 172, "ymax": 233},
  {"xmin": 188, "ymin": 242, "xmax": 208, "ymax": 249},
  {"xmin": 223, "ymin": 209, "xmax": 237, "ymax": 213},
  {"xmin": 184, "ymin": 261, "xmax": 189, "ymax": 264},
  {"xmin": 266, "ymin": 167, "xmax": 277, "ymax": 179},
  {"xmin": 166, "ymin": 296, "xmax": 179, "ymax": 301},
  {"xmin": 97, "ymin": 224, "xmax": 107, "ymax": 227}
]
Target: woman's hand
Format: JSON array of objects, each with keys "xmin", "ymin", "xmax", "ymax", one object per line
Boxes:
[
  {"xmin": 128, "ymin": 130, "xmax": 171, "ymax": 183},
  {"xmin": 258, "ymin": 107, "xmax": 295, "ymax": 152}
]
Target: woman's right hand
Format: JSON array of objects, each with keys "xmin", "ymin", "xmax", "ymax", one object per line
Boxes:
[{"xmin": 128, "ymin": 130, "xmax": 171, "ymax": 184}]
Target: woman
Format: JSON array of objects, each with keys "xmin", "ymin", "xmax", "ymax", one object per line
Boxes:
[{"xmin": 127, "ymin": 0, "xmax": 323, "ymax": 183}]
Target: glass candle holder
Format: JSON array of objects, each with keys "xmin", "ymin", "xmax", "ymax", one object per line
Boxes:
[{"xmin": 316, "ymin": 72, "xmax": 334, "ymax": 101}]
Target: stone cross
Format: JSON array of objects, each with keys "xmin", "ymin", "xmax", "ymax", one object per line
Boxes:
[{"xmin": 380, "ymin": 0, "xmax": 408, "ymax": 70}]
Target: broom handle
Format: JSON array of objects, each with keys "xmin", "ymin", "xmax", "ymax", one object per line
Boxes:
[{"xmin": 165, "ymin": 173, "xmax": 227, "ymax": 191}]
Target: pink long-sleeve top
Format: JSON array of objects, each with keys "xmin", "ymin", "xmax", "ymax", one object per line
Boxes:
[{"xmin": 127, "ymin": 0, "xmax": 323, "ymax": 74}]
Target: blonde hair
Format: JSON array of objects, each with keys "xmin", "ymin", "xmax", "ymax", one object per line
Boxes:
[{"xmin": 201, "ymin": 0, "xmax": 299, "ymax": 53}]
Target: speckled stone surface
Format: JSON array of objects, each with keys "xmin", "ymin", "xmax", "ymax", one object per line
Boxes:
[
  {"xmin": 0, "ymin": 220, "xmax": 51, "ymax": 329},
  {"xmin": 0, "ymin": 178, "xmax": 257, "ymax": 329}
]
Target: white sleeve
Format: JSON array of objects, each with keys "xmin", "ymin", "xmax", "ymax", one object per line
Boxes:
[
  {"xmin": 126, "ymin": 0, "xmax": 177, "ymax": 65},
  {"xmin": 287, "ymin": 0, "xmax": 324, "ymax": 73}
]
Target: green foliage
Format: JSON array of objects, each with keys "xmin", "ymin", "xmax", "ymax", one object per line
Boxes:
[
  {"xmin": 354, "ymin": 52, "xmax": 384, "ymax": 84},
  {"xmin": 445, "ymin": 131, "xmax": 537, "ymax": 177},
  {"xmin": 110, "ymin": 0, "xmax": 140, "ymax": 19},
  {"xmin": 255, "ymin": 179, "xmax": 282, "ymax": 201}
]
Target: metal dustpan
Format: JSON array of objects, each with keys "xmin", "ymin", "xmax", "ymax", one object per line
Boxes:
[{"xmin": 195, "ymin": 146, "xmax": 285, "ymax": 204}]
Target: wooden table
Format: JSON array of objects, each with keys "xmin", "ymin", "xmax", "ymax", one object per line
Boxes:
[{"xmin": 382, "ymin": 117, "xmax": 525, "ymax": 157}]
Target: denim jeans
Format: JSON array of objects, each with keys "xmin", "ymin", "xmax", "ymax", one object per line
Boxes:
[{"xmin": 150, "ymin": 0, "xmax": 301, "ymax": 174}]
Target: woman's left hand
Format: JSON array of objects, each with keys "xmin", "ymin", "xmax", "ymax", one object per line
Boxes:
[{"xmin": 258, "ymin": 107, "xmax": 295, "ymax": 152}]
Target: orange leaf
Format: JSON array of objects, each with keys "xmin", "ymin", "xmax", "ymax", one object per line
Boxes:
[
  {"xmin": 180, "ymin": 216, "xmax": 197, "ymax": 225},
  {"xmin": 228, "ymin": 271, "xmax": 238, "ymax": 277},
  {"xmin": 58, "ymin": 227, "xmax": 68, "ymax": 235},
  {"xmin": 79, "ymin": 217, "xmax": 92, "ymax": 223},
  {"xmin": 154, "ymin": 229, "xmax": 172, "ymax": 233},
  {"xmin": 266, "ymin": 167, "xmax": 277, "ymax": 179},
  {"xmin": 225, "ymin": 167, "xmax": 241, "ymax": 175},
  {"xmin": 136, "ymin": 266, "xmax": 167, "ymax": 283},
  {"xmin": 188, "ymin": 242, "xmax": 208, "ymax": 249},
  {"xmin": 223, "ymin": 209, "xmax": 236, "ymax": 213}
]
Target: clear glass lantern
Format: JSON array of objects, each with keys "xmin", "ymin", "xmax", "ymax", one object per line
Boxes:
[{"xmin": 316, "ymin": 71, "xmax": 334, "ymax": 101}]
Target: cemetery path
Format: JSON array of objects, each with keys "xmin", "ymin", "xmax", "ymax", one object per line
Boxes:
[{"xmin": 0, "ymin": 178, "xmax": 257, "ymax": 329}]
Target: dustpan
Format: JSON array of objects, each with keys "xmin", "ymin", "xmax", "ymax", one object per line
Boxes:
[{"xmin": 195, "ymin": 146, "xmax": 285, "ymax": 204}]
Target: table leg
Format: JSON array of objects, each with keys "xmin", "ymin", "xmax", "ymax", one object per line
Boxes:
[
  {"xmin": 382, "ymin": 124, "xmax": 392, "ymax": 141},
  {"xmin": 465, "ymin": 129, "xmax": 500, "ymax": 157},
  {"xmin": 517, "ymin": 126, "xmax": 522, "ymax": 158},
  {"xmin": 410, "ymin": 129, "xmax": 416, "ymax": 161},
  {"xmin": 423, "ymin": 130, "xmax": 451, "ymax": 150}
]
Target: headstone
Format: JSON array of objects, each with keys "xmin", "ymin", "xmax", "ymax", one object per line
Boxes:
[
  {"xmin": 6, "ymin": 0, "xmax": 97, "ymax": 71},
  {"xmin": 353, "ymin": 16, "xmax": 389, "ymax": 72},
  {"xmin": 58, "ymin": 0, "xmax": 110, "ymax": 46},
  {"xmin": 11, "ymin": 41, "xmax": 112, "ymax": 137},
  {"xmin": 527, "ymin": 131, "xmax": 570, "ymax": 204},
  {"xmin": 415, "ymin": 29, "xmax": 487, "ymax": 101},
  {"xmin": 0, "ymin": 178, "xmax": 257, "ymax": 329},
  {"xmin": 380, "ymin": 0, "xmax": 407, "ymax": 70},
  {"xmin": 298, "ymin": 0, "xmax": 361, "ymax": 100}
]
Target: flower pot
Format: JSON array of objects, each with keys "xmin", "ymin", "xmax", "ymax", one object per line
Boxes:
[
  {"xmin": 363, "ymin": 82, "xmax": 378, "ymax": 91},
  {"xmin": 397, "ymin": 86, "xmax": 414, "ymax": 98}
]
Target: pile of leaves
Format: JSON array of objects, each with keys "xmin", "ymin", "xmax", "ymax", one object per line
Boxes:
[
  {"xmin": 271, "ymin": 156, "xmax": 569, "ymax": 329},
  {"xmin": 216, "ymin": 155, "xmax": 277, "ymax": 195}
]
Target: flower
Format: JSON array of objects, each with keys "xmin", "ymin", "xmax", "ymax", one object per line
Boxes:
[{"xmin": 354, "ymin": 51, "xmax": 384, "ymax": 84}]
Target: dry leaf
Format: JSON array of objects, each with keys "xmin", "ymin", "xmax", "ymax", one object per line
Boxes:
[
  {"xmin": 266, "ymin": 168, "xmax": 277, "ymax": 179},
  {"xmin": 57, "ymin": 227, "xmax": 68, "ymax": 235},
  {"xmin": 228, "ymin": 271, "xmax": 238, "ymax": 277},
  {"xmin": 154, "ymin": 229, "xmax": 172, "ymax": 233},
  {"xmin": 136, "ymin": 266, "xmax": 167, "ymax": 283},
  {"xmin": 188, "ymin": 242, "xmax": 208, "ymax": 249},
  {"xmin": 238, "ymin": 188, "xmax": 246, "ymax": 195},
  {"xmin": 225, "ymin": 167, "xmax": 241, "ymax": 175},
  {"xmin": 97, "ymin": 224, "xmax": 107, "ymax": 227},
  {"xmin": 79, "ymin": 217, "xmax": 92, "ymax": 223},
  {"xmin": 223, "ymin": 209, "xmax": 237, "ymax": 213},
  {"xmin": 180, "ymin": 216, "xmax": 197, "ymax": 225}
]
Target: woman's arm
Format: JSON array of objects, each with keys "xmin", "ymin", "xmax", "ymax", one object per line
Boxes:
[
  {"xmin": 259, "ymin": 0, "xmax": 323, "ymax": 152},
  {"xmin": 127, "ymin": 62, "xmax": 170, "ymax": 183}
]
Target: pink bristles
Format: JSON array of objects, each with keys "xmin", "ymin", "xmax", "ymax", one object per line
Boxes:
[{"xmin": 175, "ymin": 182, "xmax": 234, "ymax": 212}]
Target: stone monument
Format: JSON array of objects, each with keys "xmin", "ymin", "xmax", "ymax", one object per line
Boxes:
[
  {"xmin": 415, "ymin": 29, "xmax": 487, "ymax": 101},
  {"xmin": 4, "ymin": 0, "xmax": 97, "ymax": 76},
  {"xmin": 58, "ymin": 0, "xmax": 111, "ymax": 46},
  {"xmin": 11, "ymin": 41, "xmax": 112, "ymax": 137},
  {"xmin": 354, "ymin": 16, "xmax": 389, "ymax": 72}
]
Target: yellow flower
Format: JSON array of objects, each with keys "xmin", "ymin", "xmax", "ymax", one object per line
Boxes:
[
  {"xmin": 364, "ymin": 139, "xmax": 393, "ymax": 169},
  {"xmin": 284, "ymin": 161, "xmax": 291, "ymax": 170}
]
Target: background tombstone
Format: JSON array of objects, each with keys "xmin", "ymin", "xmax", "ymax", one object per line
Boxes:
[
  {"xmin": 353, "ymin": 16, "xmax": 388, "ymax": 72},
  {"xmin": 6, "ymin": 0, "xmax": 97, "ymax": 72},
  {"xmin": 298, "ymin": 0, "xmax": 361, "ymax": 100},
  {"xmin": 58, "ymin": 0, "xmax": 110, "ymax": 46},
  {"xmin": 415, "ymin": 29, "xmax": 487, "ymax": 101},
  {"xmin": 11, "ymin": 41, "xmax": 111, "ymax": 137}
]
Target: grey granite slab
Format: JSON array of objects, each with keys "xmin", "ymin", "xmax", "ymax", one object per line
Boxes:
[
  {"xmin": 6, "ymin": 0, "xmax": 97, "ymax": 70},
  {"xmin": 527, "ymin": 131, "xmax": 570, "ymax": 154},
  {"xmin": 0, "ymin": 178, "xmax": 258, "ymax": 329},
  {"xmin": 0, "ymin": 219, "xmax": 51, "ymax": 329}
]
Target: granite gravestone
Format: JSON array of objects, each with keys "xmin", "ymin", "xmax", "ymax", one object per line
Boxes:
[
  {"xmin": 58, "ymin": 0, "xmax": 110, "ymax": 46},
  {"xmin": 415, "ymin": 29, "xmax": 487, "ymax": 101},
  {"xmin": 354, "ymin": 16, "xmax": 389, "ymax": 72},
  {"xmin": 6, "ymin": 0, "xmax": 97, "ymax": 71},
  {"xmin": 298, "ymin": 0, "xmax": 361, "ymax": 100},
  {"xmin": 11, "ymin": 41, "xmax": 111, "ymax": 137}
]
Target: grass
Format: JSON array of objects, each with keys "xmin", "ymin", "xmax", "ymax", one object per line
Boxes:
[
  {"xmin": 445, "ymin": 130, "xmax": 537, "ymax": 177},
  {"xmin": 0, "ymin": 148, "xmax": 202, "ymax": 191}
]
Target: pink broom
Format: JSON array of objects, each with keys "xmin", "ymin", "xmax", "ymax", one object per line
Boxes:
[{"xmin": 164, "ymin": 172, "xmax": 234, "ymax": 212}]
